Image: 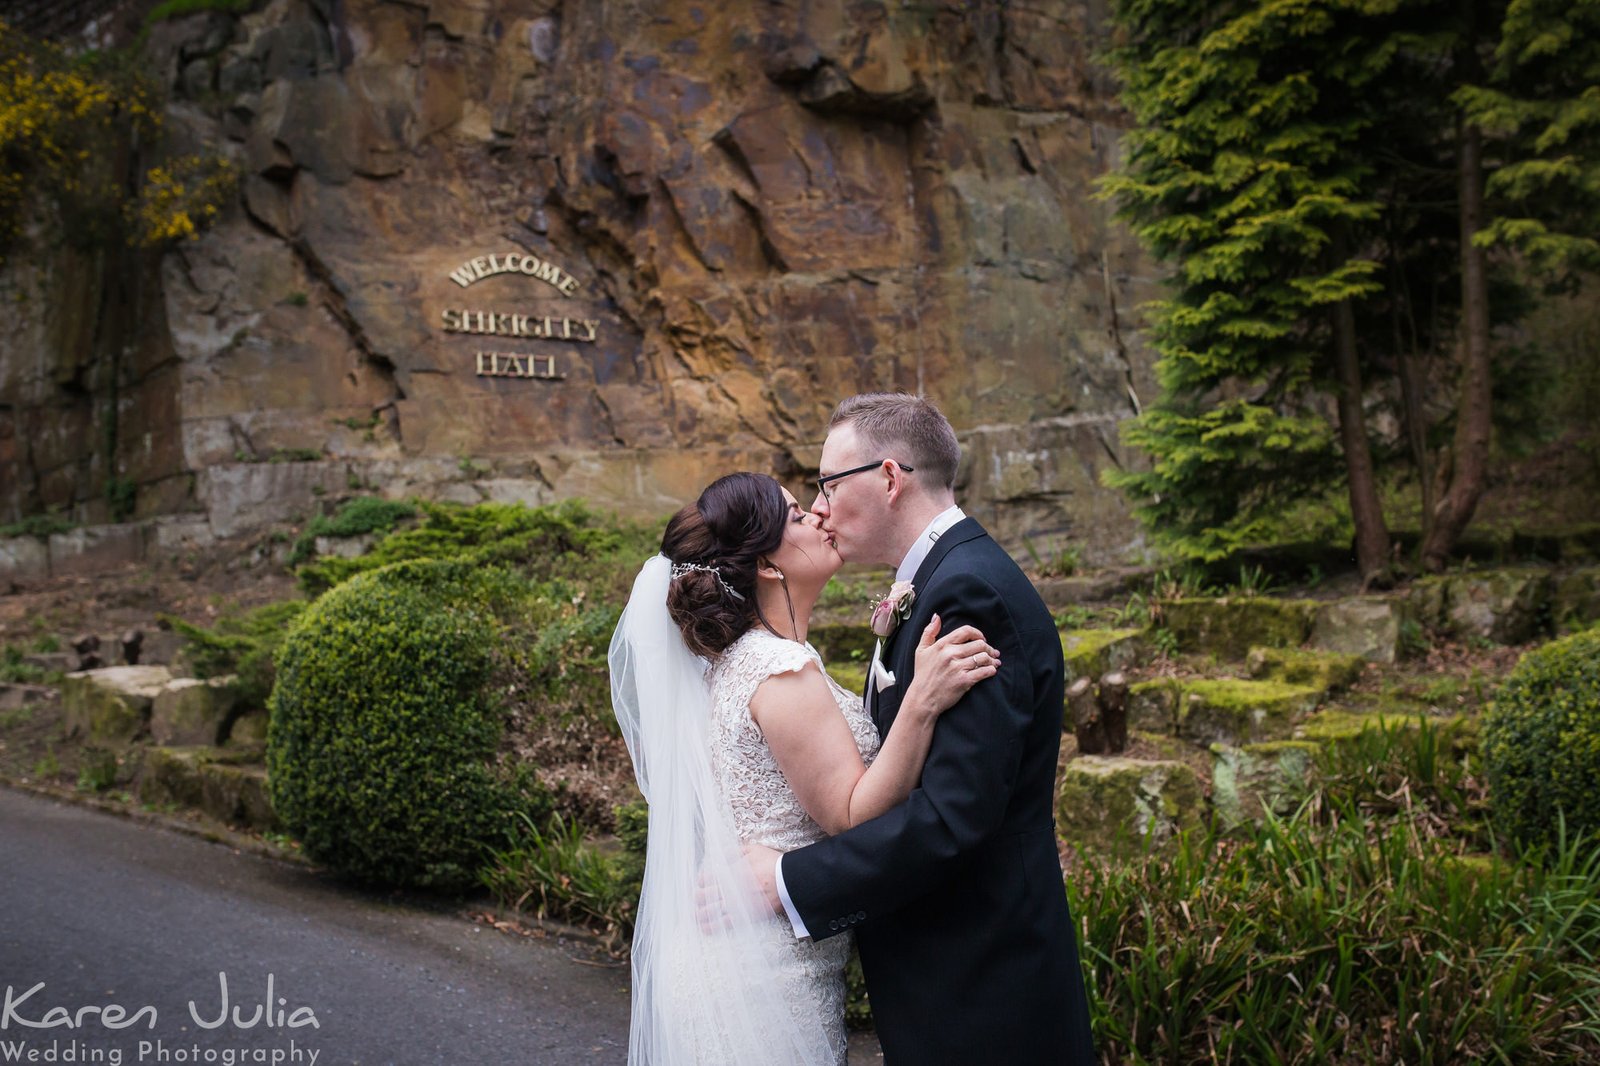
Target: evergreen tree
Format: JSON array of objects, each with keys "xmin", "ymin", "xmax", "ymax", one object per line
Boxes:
[{"xmin": 1100, "ymin": 0, "xmax": 1396, "ymax": 579}]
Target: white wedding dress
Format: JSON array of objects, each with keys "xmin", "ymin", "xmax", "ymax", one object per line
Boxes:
[
  {"xmin": 704, "ymin": 629, "xmax": 881, "ymax": 1065},
  {"xmin": 610, "ymin": 557, "xmax": 876, "ymax": 1066}
]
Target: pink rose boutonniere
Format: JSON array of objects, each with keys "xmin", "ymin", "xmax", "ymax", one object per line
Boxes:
[{"xmin": 870, "ymin": 580, "xmax": 917, "ymax": 638}]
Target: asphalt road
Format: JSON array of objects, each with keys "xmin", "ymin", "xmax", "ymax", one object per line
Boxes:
[{"xmin": 0, "ymin": 787, "xmax": 632, "ymax": 1065}]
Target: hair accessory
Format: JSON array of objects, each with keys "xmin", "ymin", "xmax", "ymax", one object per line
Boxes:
[{"xmin": 670, "ymin": 561, "xmax": 746, "ymax": 601}]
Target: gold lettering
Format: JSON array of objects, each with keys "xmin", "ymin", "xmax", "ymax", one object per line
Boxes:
[
  {"xmin": 579, "ymin": 319, "xmax": 598, "ymax": 341},
  {"xmin": 501, "ymin": 253, "xmax": 521, "ymax": 274},
  {"xmin": 449, "ymin": 267, "xmax": 475, "ymax": 288},
  {"xmin": 486, "ymin": 253, "xmax": 503, "ymax": 274},
  {"xmin": 520, "ymin": 255, "xmax": 540, "ymax": 276},
  {"xmin": 532, "ymin": 261, "xmax": 561, "ymax": 285},
  {"xmin": 558, "ymin": 275, "xmax": 579, "ymax": 296},
  {"xmin": 442, "ymin": 308, "xmax": 461, "ymax": 332},
  {"xmin": 471, "ymin": 256, "xmax": 490, "ymax": 279},
  {"xmin": 475, "ymin": 351, "xmax": 489, "ymax": 374}
]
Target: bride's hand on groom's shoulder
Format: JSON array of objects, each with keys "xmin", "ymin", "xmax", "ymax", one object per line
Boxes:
[{"xmin": 908, "ymin": 614, "xmax": 1001, "ymax": 717}]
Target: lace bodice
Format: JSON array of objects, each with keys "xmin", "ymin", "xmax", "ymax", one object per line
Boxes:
[{"xmin": 706, "ymin": 629, "xmax": 880, "ymax": 851}]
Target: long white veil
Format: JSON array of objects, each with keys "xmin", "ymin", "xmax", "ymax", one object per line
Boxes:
[{"xmin": 609, "ymin": 556, "xmax": 835, "ymax": 1066}]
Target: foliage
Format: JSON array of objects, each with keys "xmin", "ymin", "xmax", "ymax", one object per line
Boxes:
[
  {"xmin": 481, "ymin": 812, "xmax": 634, "ymax": 949},
  {"xmin": 144, "ymin": 0, "xmax": 258, "ymax": 27},
  {"xmin": 0, "ymin": 513, "xmax": 73, "ymax": 538},
  {"xmin": 295, "ymin": 498, "xmax": 654, "ymax": 597},
  {"xmin": 287, "ymin": 496, "xmax": 416, "ymax": 566},
  {"xmin": 0, "ymin": 644, "xmax": 56, "ymax": 684},
  {"xmin": 162, "ymin": 600, "xmax": 306, "ymax": 711},
  {"xmin": 1098, "ymin": 0, "xmax": 1390, "ymax": 563},
  {"xmin": 1071, "ymin": 789, "xmax": 1600, "ymax": 1063},
  {"xmin": 0, "ymin": 20, "xmax": 233, "ymax": 258},
  {"xmin": 1460, "ymin": 0, "xmax": 1600, "ymax": 277},
  {"xmin": 268, "ymin": 559, "xmax": 550, "ymax": 891},
  {"xmin": 1483, "ymin": 627, "xmax": 1600, "ymax": 853}
]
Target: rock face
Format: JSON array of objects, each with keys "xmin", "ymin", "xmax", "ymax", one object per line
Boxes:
[{"xmin": 0, "ymin": 0, "xmax": 1154, "ymax": 562}]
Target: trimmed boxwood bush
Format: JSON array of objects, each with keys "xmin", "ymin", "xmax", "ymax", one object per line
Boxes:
[
  {"xmin": 267, "ymin": 558, "xmax": 547, "ymax": 890},
  {"xmin": 1483, "ymin": 627, "xmax": 1600, "ymax": 852}
]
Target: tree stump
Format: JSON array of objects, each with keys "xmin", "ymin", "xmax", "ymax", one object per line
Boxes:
[
  {"xmin": 1100, "ymin": 671, "xmax": 1129, "ymax": 752},
  {"xmin": 1068, "ymin": 676, "xmax": 1105, "ymax": 754}
]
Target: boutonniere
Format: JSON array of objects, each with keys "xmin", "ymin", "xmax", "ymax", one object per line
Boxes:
[{"xmin": 870, "ymin": 581, "xmax": 916, "ymax": 638}]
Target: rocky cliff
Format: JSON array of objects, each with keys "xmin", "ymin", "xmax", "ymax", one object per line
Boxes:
[{"xmin": 1, "ymin": 0, "xmax": 1158, "ymax": 562}]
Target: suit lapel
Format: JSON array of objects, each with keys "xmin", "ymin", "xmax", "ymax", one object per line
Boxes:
[{"xmin": 873, "ymin": 518, "xmax": 987, "ymax": 736}]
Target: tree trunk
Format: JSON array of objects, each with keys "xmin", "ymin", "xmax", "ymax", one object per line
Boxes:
[
  {"xmin": 1421, "ymin": 115, "xmax": 1493, "ymax": 572},
  {"xmin": 1331, "ymin": 269, "xmax": 1392, "ymax": 588},
  {"xmin": 1067, "ymin": 677, "xmax": 1104, "ymax": 754},
  {"xmin": 1388, "ymin": 241, "xmax": 1436, "ymax": 546},
  {"xmin": 1099, "ymin": 672, "xmax": 1129, "ymax": 753}
]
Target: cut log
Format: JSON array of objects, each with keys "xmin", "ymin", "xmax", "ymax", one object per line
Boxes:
[
  {"xmin": 1100, "ymin": 671, "xmax": 1129, "ymax": 753},
  {"xmin": 1068, "ymin": 676, "xmax": 1105, "ymax": 754}
]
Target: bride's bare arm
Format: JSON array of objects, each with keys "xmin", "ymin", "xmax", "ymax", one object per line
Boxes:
[{"xmin": 749, "ymin": 616, "xmax": 999, "ymax": 835}]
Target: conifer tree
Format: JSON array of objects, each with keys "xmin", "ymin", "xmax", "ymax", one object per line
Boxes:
[{"xmin": 1100, "ymin": 0, "xmax": 1396, "ymax": 580}]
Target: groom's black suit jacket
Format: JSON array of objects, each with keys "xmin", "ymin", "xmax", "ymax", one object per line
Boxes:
[{"xmin": 784, "ymin": 518, "xmax": 1095, "ymax": 1065}]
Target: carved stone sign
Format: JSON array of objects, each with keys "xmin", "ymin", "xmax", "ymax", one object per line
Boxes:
[{"xmin": 440, "ymin": 250, "xmax": 595, "ymax": 381}]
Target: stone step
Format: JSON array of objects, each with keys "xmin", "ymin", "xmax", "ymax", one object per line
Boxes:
[
  {"xmin": 0, "ymin": 683, "xmax": 56, "ymax": 711},
  {"xmin": 61, "ymin": 665, "xmax": 175, "ymax": 747},
  {"xmin": 1057, "ymin": 756, "xmax": 1203, "ymax": 856},
  {"xmin": 1245, "ymin": 646, "xmax": 1364, "ymax": 692},
  {"xmin": 1060, "ymin": 628, "xmax": 1145, "ymax": 684},
  {"xmin": 1130, "ymin": 677, "xmax": 1324, "ymax": 747},
  {"xmin": 1209, "ymin": 741, "xmax": 1320, "ymax": 829},
  {"xmin": 139, "ymin": 746, "xmax": 277, "ymax": 831}
]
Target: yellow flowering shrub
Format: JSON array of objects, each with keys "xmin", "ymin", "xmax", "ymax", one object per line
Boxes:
[{"xmin": 0, "ymin": 19, "xmax": 233, "ymax": 256}]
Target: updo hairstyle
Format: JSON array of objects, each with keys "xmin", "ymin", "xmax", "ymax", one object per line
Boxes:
[{"xmin": 661, "ymin": 472, "xmax": 787, "ymax": 658}]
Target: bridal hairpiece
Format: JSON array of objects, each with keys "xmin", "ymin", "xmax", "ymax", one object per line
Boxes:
[{"xmin": 670, "ymin": 561, "xmax": 746, "ymax": 601}]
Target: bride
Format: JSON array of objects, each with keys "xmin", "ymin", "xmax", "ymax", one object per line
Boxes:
[{"xmin": 609, "ymin": 472, "xmax": 999, "ymax": 1065}]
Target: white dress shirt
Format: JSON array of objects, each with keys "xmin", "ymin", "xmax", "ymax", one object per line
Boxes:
[{"xmin": 774, "ymin": 505, "xmax": 966, "ymax": 939}]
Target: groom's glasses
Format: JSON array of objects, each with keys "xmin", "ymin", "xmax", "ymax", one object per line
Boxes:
[{"xmin": 816, "ymin": 460, "xmax": 914, "ymax": 502}]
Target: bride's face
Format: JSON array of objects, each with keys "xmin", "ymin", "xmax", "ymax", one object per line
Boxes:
[{"xmin": 765, "ymin": 487, "xmax": 842, "ymax": 590}]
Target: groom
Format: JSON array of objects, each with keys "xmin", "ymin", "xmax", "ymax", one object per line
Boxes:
[{"xmin": 750, "ymin": 393, "xmax": 1096, "ymax": 1064}]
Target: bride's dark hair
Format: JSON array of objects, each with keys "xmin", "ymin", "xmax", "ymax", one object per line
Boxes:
[{"xmin": 662, "ymin": 472, "xmax": 787, "ymax": 658}]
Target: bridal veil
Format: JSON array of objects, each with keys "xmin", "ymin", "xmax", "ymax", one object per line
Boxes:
[{"xmin": 609, "ymin": 555, "xmax": 836, "ymax": 1066}]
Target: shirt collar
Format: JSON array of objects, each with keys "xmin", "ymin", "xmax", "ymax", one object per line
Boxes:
[{"xmin": 896, "ymin": 505, "xmax": 965, "ymax": 584}]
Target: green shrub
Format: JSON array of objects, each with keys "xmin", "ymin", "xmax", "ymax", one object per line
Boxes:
[
  {"xmin": 162, "ymin": 600, "xmax": 306, "ymax": 711},
  {"xmin": 1484, "ymin": 628, "xmax": 1600, "ymax": 853},
  {"xmin": 287, "ymin": 496, "xmax": 416, "ymax": 565},
  {"xmin": 267, "ymin": 559, "xmax": 547, "ymax": 890},
  {"xmin": 295, "ymin": 498, "xmax": 654, "ymax": 596}
]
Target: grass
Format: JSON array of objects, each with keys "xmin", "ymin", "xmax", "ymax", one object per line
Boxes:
[
  {"xmin": 481, "ymin": 812, "xmax": 636, "ymax": 951},
  {"xmin": 1070, "ymin": 718, "xmax": 1600, "ymax": 1063}
]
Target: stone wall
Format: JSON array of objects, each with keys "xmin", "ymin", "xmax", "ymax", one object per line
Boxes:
[{"xmin": 0, "ymin": 0, "xmax": 1160, "ymax": 564}]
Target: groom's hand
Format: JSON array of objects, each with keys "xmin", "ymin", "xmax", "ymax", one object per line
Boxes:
[{"xmin": 742, "ymin": 843, "xmax": 782, "ymax": 915}]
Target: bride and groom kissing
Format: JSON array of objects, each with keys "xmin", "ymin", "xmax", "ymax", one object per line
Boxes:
[{"xmin": 610, "ymin": 393, "xmax": 1096, "ymax": 1065}]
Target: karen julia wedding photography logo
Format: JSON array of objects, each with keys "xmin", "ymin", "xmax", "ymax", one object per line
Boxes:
[{"xmin": 1, "ymin": 972, "xmax": 320, "ymax": 1066}]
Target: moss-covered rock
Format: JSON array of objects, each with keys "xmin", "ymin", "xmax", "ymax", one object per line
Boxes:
[
  {"xmin": 1058, "ymin": 757, "xmax": 1204, "ymax": 855},
  {"xmin": 1060, "ymin": 628, "xmax": 1145, "ymax": 683},
  {"xmin": 1209, "ymin": 741, "xmax": 1318, "ymax": 828},
  {"xmin": 1293, "ymin": 709, "xmax": 1475, "ymax": 746},
  {"xmin": 61, "ymin": 665, "xmax": 173, "ymax": 747},
  {"xmin": 1161, "ymin": 597, "xmax": 1317, "ymax": 659},
  {"xmin": 1245, "ymin": 646, "xmax": 1364, "ymax": 693},
  {"xmin": 825, "ymin": 661, "xmax": 869, "ymax": 698},
  {"xmin": 1409, "ymin": 568, "xmax": 1555, "ymax": 645},
  {"xmin": 808, "ymin": 622, "xmax": 876, "ymax": 667},
  {"xmin": 1309, "ymin": 597, "xmax": 1405, "ymax": 662},
  {"xmin": 1552, "ymin": 567, "xmax": 1600, "ymax": 633},
  {"xmin": 1129, "ymin": 679, "xmax": 1182, "ymax": 735},
  {"xmin": 150, "ymin": 676, "xmax": 240, "ymax": 746},
  {"xmin": 141, "ymin": 746, "xmax": 277, "ymax": 830},
  {"xmin": 1176, "ymin": 678, "xmax": 1322, "ymax": 746}
]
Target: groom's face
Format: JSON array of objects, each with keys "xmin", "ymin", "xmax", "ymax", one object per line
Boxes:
[{"xmin": 812, "ymin": 422, "xmax": 890, "ymax": 566}]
